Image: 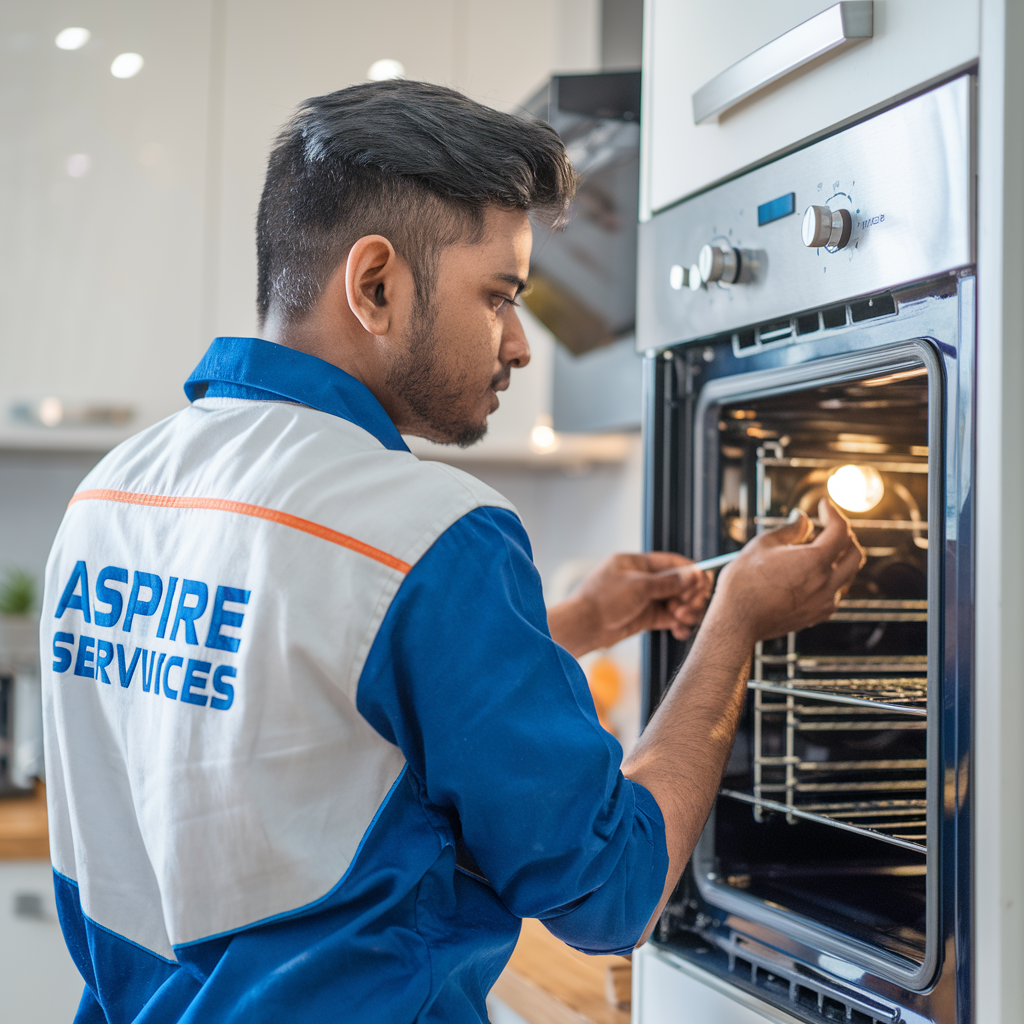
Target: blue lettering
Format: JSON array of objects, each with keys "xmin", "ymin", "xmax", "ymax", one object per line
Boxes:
[
  {"xmin": 52, "ymin": 632, "xmax": 75, "ymax": 673},
  {"xmin": 170, "ymin": 580, "xmax": 208, "ymax": 645},
  {"xmin": 205, "ymin": 587, "xmax": 250, "ymax": 653},
  {"xmin": 156, "ymin": 577, "xmax": 179, "ymax": 639},
  {"xmin": 123, "ymin": 573, "xmax": 163, "ymax": 632},
  {"xmin": 141, "ymin": 649, "xmax": 165, "ymax": 694},
  {"xmin": 94, "ymin": 566, "xmax": 128, "ymax": 628},
  {"xmin": 180, "ymin": 659, "xmax": 211, "ymax": 706},
  {"xmin": 116, "ymin": 644, "xmax": 142, "ymax": 688},
  {"xmin": 163, "ymin": 655, "xmax": 183, "ymax": 699},
  {"xmin": 211, "ymin": 665, "xmax": 236, "ymax": 711},
  {"xmin": 55, "ymin": 561, "xmax": 91, "ymax": 622},
  {"xmin": 95, "ymin": 640, "xmax": 114, "ymax": 684},
  {"xmin": 74, "ymin": 635, "xmax": 96, "ymax": 678}
]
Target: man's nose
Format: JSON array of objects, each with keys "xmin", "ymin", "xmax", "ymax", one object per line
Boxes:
[{"xmin": 502, "ymin": 309, "xmax": 531, "ymax": 369}]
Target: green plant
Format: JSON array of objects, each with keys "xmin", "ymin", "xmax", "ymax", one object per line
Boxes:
[{"xmin": 0, "ymin": 568, "xmax": 36, "ymax": 616}]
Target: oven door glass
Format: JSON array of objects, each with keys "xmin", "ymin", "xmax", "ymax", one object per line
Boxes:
[{"xmin": 690, "ymin": 341, "xmax": 941, "ymax": 985}]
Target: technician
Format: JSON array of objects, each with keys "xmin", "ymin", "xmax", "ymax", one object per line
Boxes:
[{"xmin": 41, "ymin": 80, "xmax": 863, "ymax": 1024}]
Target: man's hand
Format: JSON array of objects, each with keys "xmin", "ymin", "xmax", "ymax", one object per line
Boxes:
[
  {"xmin": 623, "ymin": 497, "xmax": 864, "ymax": 946},
  {"xmin": 714, "ymin": 497, "xmax": 866, "ymax": 646},
  {"xmin": 548, "ymin": 553, "xmax": 713, "ymax": 658}
]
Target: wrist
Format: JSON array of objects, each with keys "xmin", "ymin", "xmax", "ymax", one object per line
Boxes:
[
  {"xmin": 547, "ymin": 594, "xmax": 600, "ymax": 658},
  {"xmin": 698, "ymin": 593, "xmax": 759, "ymax": 660}
]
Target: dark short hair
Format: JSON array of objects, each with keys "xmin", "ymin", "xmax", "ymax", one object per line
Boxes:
[{"xmin": 256, "ymin": 79, "xmax": 577, "ymax": 327}]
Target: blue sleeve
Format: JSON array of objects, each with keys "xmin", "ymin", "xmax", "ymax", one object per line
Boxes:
[{"xmin": 356, "ymin": 506, "xmax": 668, "ymax": 954}]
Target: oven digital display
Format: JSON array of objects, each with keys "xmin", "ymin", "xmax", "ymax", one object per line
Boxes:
[{"xmin": 757, "ymin": 192, "xmax": 796, "ymax": 226}]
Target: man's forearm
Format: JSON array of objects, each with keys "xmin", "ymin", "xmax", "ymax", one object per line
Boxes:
[
  {"xmin": 622, "ymin": 604, "xmax": 755, "ymax": 941},
  {"xmin": 547, "ymin": 595, "xmax": 596, "ymax": 658}
]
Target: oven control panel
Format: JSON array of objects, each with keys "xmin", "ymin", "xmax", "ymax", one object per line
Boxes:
[{"xmin": 637, "ymin": 74, "xmax": 973, "ymax": 350}]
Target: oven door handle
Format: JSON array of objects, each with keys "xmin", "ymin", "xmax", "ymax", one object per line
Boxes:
[{"xmin": 692, "ymin": 1, "xmax": 873, "ymax": 125}]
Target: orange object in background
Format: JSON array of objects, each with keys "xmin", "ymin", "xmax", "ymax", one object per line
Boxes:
[{"xmin": 586, "ymin": 654, "xmax": 622, "ymax": 735}]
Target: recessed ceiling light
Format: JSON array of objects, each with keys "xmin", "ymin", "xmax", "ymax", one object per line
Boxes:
[
  {"xmin": 367, "ymin": 58, "xmax": 405, "ymax": 81},
  {"xmin": 111, "ymin": 52, "xmax": 144, "ymax": 79},
  {"xmin": 38, "ymin": 397, "xmax": 64, "ymax": 428},
  {"xmin": 55, "ymin": 27, "xmax": 90, "ymax": 50},
  {"xmin": 66, "ymin": 154, "xmax": 91, "ymax": 178}
]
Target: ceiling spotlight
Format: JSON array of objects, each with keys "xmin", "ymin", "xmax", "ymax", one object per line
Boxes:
[
  {"xmin": 66, "ymin": 154, "xmax": 91, "ymax": 178},
  {"xmin": 827, "ymin": 464, "xmax": 885, "ymax": 514},
  {"xmin": 55, "ymin": 27, "xmax": 90, "ymax": 50},
  {"xmin": 111, "ymin": 52, "xmax": 144, "ymax": 79},
  {"xmin": 367, "ymin": 58, "xmax": 405, "ymax": 81},
  {"xmin": 38, "ymin": 397, "xmax": 64, "ymax": 428},
  {"xmin": 530, "ymin": 415, "xmax": 558, "ymax": 454}
]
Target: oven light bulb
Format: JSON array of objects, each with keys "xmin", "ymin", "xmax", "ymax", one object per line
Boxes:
[{"xmin": 826, "ymin": 464, "xmax": 884, "ymax": 513}]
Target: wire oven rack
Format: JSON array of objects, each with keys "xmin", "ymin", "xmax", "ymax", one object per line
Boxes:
[
  {"xmin": 721, "ymin": 674, "xmax": 929, "ymax": 854},
  {"xmin": 720, "ymin": 445, "xmax": 931, "ymax": 855}
]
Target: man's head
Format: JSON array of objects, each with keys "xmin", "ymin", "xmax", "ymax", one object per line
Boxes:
[{"xmin": 256, "ymin": 80, "xmax": 576, "ymax": 446}]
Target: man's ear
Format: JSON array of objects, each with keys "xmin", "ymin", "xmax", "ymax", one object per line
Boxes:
[{"xmin": 344, "ymin": 235, "xmax": 404, "ymax": 336}]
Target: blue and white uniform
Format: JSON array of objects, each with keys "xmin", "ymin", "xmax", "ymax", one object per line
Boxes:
[{"xmin": 41, "ymin": 337, "xmax": 668, "ymax": 1024}]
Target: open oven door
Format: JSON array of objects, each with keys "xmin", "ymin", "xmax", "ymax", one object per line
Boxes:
[{"xmin": 641, "ymin": 277, "xmax": 973, "ymax": 1024}]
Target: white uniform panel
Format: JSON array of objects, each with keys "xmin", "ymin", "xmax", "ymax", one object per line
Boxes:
[{"xmin": 43, "ymin": 399, "xmax": 514, "ymax": 957}]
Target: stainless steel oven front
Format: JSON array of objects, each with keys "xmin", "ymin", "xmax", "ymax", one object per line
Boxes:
[{"xmin": 639, "ymin": 75, "xmax": 974, "ymax": 1024}]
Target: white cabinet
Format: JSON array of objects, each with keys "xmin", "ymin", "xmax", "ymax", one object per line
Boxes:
[
  {"xmin": 0, "ymin": 861, "xmax": 83, "ymax": 1023},
  {"xmin": 641, "ymin": 0, "xmax": 980, "ymax": 216},
  {"xmin": 633, "ymin": 945, "xmax": 802, "ymax": 1024},
  {"xmin": 0, "ymin": 1, "xmax": 215, "ymax": 447}
]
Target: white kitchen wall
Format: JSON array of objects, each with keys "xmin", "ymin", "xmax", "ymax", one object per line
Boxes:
[
  {"xmin": 0, "ymin": 0, "xmax": 215, "ymax": 446},
  {"xmin": 0, "ymin": 451, "xmax": 102, "ymax": 590}
]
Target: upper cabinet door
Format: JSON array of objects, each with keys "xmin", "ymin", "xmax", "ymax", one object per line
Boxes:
[
  {"xmin": 0, "ymin": 0, "xmax": 213, "ymax": 446},
  {"xmin": 641, "ymin": 0, "xmax": 979, "ymax": 218}
]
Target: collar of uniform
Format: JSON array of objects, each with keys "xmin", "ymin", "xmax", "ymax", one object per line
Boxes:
[{"xmin": 184, "ymin": 336, "xmax": 410, "ymax": 453}]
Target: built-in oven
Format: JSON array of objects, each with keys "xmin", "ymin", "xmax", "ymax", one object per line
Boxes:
[{"xmin": 637, "ymin": 75, "xmax": 974, "ymax": 1024}]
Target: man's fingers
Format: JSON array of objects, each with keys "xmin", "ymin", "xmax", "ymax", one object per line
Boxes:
[
  {"xmin": 638, "ymin": 565, "xmax": 708, "ymax": 602},
  {"xmin": 634, "ymin": 551, "xmax": 695, "ymax": 572},
  {"xmin": 828, "ymin": 538, "xmax": 866, "ymax": 595},
  {"xmin": 757, "ymin": 507, "xmax": 814, "ymax": 548},
  {"xmin": 810, "ymin": 497, "xmax": 859, "ymax": 561}
]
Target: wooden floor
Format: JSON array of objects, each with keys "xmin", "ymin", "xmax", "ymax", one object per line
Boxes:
[{"xmin": 491, "ymin": 918, "xmax": 631, "ymax": 1024}]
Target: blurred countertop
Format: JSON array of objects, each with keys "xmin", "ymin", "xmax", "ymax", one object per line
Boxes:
[{"xmin": 0, "ymin": 782, "xmax": 48, "ymax": 859}]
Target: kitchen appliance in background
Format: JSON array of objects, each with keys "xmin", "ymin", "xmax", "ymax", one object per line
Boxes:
[
  {"xmin": 0, "ymin": 583, "xmax": 44, "ymax": 795},
  {"xmin": 636, "ymin": 74, "xmax": 973, "ymax": 1024},
  {"xmin": 0, "ymin": 667, "xmax": 41, "ymax": 796},
  {"xmin": 524, "ymin": 70, "xmax": 644, "ymax": 433}
]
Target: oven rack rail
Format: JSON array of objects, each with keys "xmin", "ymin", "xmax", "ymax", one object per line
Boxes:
[
  {"xmin": 719, "ymin": 789, "xmax": 928, "ymax": 853},
  {"xmin": 756, "ymin": 515, "xmax": 928, "ymax": 533},
  {"xmin": 830, "ymin": 598, "xmax": 927, "ymax": 622},
  {"xmin": 758, "ymin": 455, "xmax": 928, "ymax": 475},
  {"xmin": 748, "ymin": 677, "xmax": 927, "ymax": 716},
  {"xmin": 757, "ymin": 653, "xmax": 928, "ymax": 674}
]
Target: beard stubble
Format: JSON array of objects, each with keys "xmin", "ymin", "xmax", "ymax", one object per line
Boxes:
[{"xmin": 386, "ymin": 304, "xmax": 503, "ymax": 448}]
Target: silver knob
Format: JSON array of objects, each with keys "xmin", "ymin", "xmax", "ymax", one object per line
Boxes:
[
  {"xmin": 669, "ymin": 264, "xmax": 687, "ymax": 290},
  {"xmin": 802, "ymin": 205, "xmax": 852, "ymax": 249},
  {"xmin": 698, "ymin": 244, "xmax": 740, "ymax": 284}
]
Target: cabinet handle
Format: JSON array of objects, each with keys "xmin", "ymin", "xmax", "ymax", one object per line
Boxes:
[{"xmin": 692, "ymin": 1, "xmax": 873, "ymax": 125}]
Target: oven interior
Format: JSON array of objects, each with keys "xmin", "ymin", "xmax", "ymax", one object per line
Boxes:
[{"xmin": 694, "ymin": 360, "xmax": 933, "ymax": 970}]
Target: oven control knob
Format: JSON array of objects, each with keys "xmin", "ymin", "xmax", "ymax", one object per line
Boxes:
[
  {"xmin": 698, "ymin": 244, "xmax": 740, "ymax": 284},
  {"xmin": 802, "ymin": 205, "xmax": 852, "ymax": 249}
]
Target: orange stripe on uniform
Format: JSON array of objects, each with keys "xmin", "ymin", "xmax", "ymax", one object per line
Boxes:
[{"xmin": 68, "ymin": 488, "xmax": 411, "ymax": 574}]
